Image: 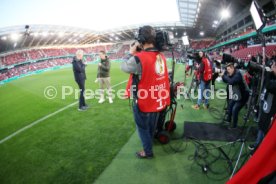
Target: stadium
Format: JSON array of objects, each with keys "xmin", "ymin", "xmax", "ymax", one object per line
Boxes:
[{"xmin": 0, "ymin": 0, "xmax": 276, "ymax": 183}]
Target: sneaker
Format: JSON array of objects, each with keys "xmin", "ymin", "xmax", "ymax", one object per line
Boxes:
[
  {"xmin": 78, "ymin": 107, "xmax": 87, "ymax": 111},
  {"xmin": 83, "ymin": 105, "xmax": 89, "ymax": 109},
  {"xmin": 227, "ymin": 126, "xmax": 239, "ymax": 131},
  {"xmin": 223, "ymin": 120, "xmax": 231, "ymax": 126},
  {"xmin": 203, "ymin": 104, "xmax": 209, "ymax": 110},
  {"xmin": 109, "ymin": 98, "xmax": 113, "ymax": 104},
  {"xmin": 192, "ymin": 104, "xmax": 200, "ymax": 110},
  {"xmin": 98, "ymin": 98, "xmax": 105, "ymax": 104},
  {"xmin": 248, "ymin": 144, "xmax": 255, "ymax": 151},
  {"xmin": 135, "ymin": 151, "xmax": 154, "ymax": 159}
]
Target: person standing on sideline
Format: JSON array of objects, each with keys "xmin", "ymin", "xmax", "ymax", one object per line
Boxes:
[
  {"xmin": 72, "ymin": 50, "xmax": 88, "ymax": 111},
  {"xmin": 192, "ymin": 51, "xmax": 212, "ymax": 110},
  {"xmin": 121, "ymin": 25, "xmax": 170, "ymax": 159},
  {"xmin": 97, "ymin": 51, "xmax": 113, "ymax": 104}
]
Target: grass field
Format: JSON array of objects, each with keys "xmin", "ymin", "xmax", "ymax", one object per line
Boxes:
[{"xmin": 0, "ymin": 62, "xmax": 253, "ymax": 184}]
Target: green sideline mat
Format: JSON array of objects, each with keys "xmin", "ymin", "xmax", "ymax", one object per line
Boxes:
[{"xmin": 183, "ymin": 122, "xmax": 256, "ymax": 142}]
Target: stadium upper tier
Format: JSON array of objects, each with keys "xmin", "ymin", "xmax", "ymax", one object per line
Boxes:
[
  {"xmin": 0, "ymin": 44, "xmax": 181, "ymax": 82},
  {"xmin": 0, "ymin": 45, "xmax": 113, "ymax": 66}
]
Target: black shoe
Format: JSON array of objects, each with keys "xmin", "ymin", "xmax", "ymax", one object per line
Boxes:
[
  {"xmin": 248, "ymin": 144, "xmax": 255, "ymax": 151},
  {"xmin": 78, "ymin": 107, "xmax": 87, "ymax": 111},
  {"xmin": 228, "ymin": 126, "xmax": 238, "ymax": 130},
  {"xmin": 135, "ymin": 151, "xmax": 154, "ymax": 159},
  {"xmin": 223, "ymin": 121, "xmax": 230, "ymax": 126},
  {"xmin": 203, "ymin": 104, "xmax": 209, "ymax": 109},
  {"xmin": 250, "ymin": 148, "xmax": 257, "ymax": 156},
  {"xmin": 83, "ymin": 105, "xmax": 89, "ymax": 109}
]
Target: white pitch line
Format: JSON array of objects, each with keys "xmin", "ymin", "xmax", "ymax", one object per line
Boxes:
[{"xmin": 0, "ymin": 80, "xmax": 128, "ymax": 144}]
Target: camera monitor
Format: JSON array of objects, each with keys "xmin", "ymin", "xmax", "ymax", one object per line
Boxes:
[
  {"xmin": 182, "ymin": 36, "xmax": 189, "ymax": 46},
  {"xmin": 250, "ymin": 0, "xmax": 266, "ymax": 31}
]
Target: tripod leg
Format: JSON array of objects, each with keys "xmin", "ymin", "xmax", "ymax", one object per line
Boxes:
[{"xmin": 230, "ymin": 141, "xmax": 245, "ymax": 179}]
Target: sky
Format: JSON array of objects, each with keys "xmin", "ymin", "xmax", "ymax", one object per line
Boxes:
[{"xmin": 0, "ymin": 0, "xmax": 180, "ymax": 30}]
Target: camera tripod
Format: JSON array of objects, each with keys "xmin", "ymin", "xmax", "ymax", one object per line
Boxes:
[
  {"xmin": 229, "ymin": 29, "xmax": 267, "ymax": 179},
  {"xmin": 183, "ymin": 70, "xmax": 199, "ymax": 103}
]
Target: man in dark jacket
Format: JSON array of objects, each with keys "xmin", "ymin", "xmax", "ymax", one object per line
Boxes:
[
  {"xmin": 222, "ymin": 63, "xmax": 249, "ymax": 128},
  {"xmin": 72, "ymin": 50, "xmax": 88, "ymax": 111},
  {"xmin": 249, "ymin": 61, "xmax": 276, "ymax": 151},
  {"xmin": 97, "ymin": 51, "xmax": 112, "ymax": 104}
]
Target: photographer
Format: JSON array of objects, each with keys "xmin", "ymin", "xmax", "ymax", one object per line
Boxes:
[
  {"xmin": 72, "ymin": 50, "xmax": 88, "ymax": 111},
  {"xmin": 249, "ymin": 60, "xmax": 276, "ymax": 152},
  {"xmin": 222, "ymin": 63, "xmax": 249, "ymax": 129},
  {"xmin": 192, "ymin": 51, "xmax": 212, "ymax": 110},
  {"xmin": 121, "ymin": 25, "xmax": 170, "ymax": 159}
]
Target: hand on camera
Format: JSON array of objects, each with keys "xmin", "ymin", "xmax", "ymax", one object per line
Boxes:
[{"xmin": 130, "ymin": 41, "xmax": 141, "ymax": 55}]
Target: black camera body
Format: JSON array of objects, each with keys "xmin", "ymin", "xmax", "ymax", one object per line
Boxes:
[
  {"xmin": 155, "ymin": 30, "xmax": 173, "ymax": 51},
  {"xmin": 187, "ymin": 52, "xmax": 201, "ymax": 63},
  {"xmin": 222, "ymin": 53, "xmax": 270, "ymax": 75},
  {"xmin": 135, "ymin": 27, "xmax": 173, "ymax": 52}
]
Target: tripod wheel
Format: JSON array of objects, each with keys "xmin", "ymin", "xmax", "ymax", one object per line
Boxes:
[
  {"xmin": 165, "ymin": 121, "xmax": 176, "ymax": 132},
  {"xmin": 157, "ymin": 131, "xmax": 170, "ymax": 144}
]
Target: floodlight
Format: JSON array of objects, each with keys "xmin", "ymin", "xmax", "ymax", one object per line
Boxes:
[{"xmin": 250, "ymin": 0, "xmax": 266, "ymax": 31}]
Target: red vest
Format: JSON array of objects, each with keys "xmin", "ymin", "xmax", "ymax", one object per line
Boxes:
[
  {"xmin": 202, "ymin": 57, "xmax": 212, "ymax": 81},
  {"xmin": 125, "ymin": 51, "xmax": 170, "ymax": 112}
]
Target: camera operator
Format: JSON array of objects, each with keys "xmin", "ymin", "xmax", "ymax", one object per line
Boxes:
[
  {"xmin": 192, "ymin": 51, "xmax": 212, "ymax": 110},
  {"xmin": 221, "ymin": 63, "xmax": 249, "ymax": 129},
  {"xmin": 72, "ymin": 50, "xmax": 88, "ymax": 111},
  {"xmin": 249, "ymin": 60, "xmax": 276, "ymax": 152},
  {"xmin": 121, "ymin": 25, "xmax": 170, "ymax": 159}
]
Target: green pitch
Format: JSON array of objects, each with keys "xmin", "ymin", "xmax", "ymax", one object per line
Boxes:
[{"xmin": 0, "ymin": 63, "xmax": 135, "ymax": 183}]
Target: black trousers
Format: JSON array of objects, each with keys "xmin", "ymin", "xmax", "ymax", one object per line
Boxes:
[
  {"xmin": 212, "ymin": 73, "xmax": 219, "ymax": 89},
  {"xmin": 77, "ymin": 80, "xmax": 86, "ymax": 108},
  {"xmin": 259, "ymin": 110, "xmax": 275, "ymax": 134}
]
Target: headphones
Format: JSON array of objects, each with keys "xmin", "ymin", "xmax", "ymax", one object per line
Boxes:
[
  {"xmin": 137, "ymin": 27, "xmax": 146, "ymax": 44},
  {"xmin": 136, "ymin": 26, "xmax": 155, "ymax": 45}
]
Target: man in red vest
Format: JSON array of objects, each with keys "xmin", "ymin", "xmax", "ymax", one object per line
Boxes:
[
  {"xmin": 121, "ymin": 26, "xmax": 170, "ymax": 159},
  {"xmin": 192, "ymin": 51, "xmax": 212, "ymax": 110}
]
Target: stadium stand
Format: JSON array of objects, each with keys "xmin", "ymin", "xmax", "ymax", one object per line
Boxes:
[
  {"xmin": 0, "ymin": 58, "xmax": 71, "ymax": 80},
  {"xmin": 231, "ymin": 44, "xmax": 276, "ymax": 61}
]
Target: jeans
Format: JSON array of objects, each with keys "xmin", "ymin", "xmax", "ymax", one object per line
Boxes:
[
  {"xmin": 227, "ymin": 100, "xmax": 245, "ymax": 128},
  {"xmin": 77, "ymin": 80, "xmax": 86, "ymax": 108},
  {"xmin": 197, "ymin": 80, "xmax": 211, "ymax": 106},
  {"xmin": 133, "ymin": 103, "xmax": 159, "ymax": 155}
]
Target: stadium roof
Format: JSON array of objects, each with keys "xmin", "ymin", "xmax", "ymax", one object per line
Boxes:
[{"xmin": 0, "ymin": 0, "xmax": 253, "ymax": 54}]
